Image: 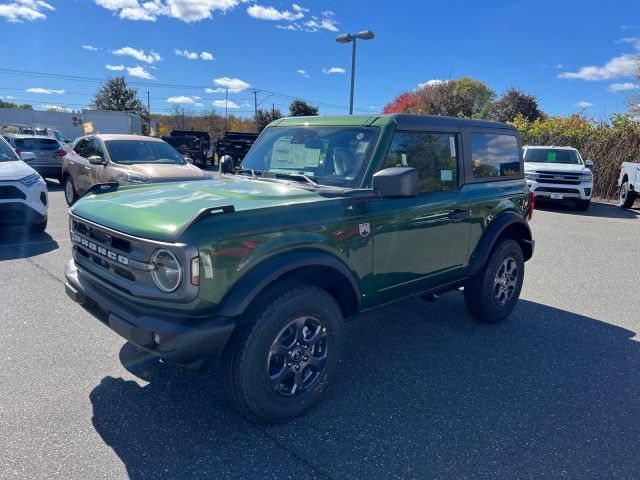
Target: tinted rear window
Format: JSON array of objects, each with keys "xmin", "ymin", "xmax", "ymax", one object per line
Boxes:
[
  {"xmin": 14, "ymin": 138, "xmax": 60, "ymax": 150},
  {"xmin": 471, "ymin": 133, "xmax": 521, "ymax": 178}
]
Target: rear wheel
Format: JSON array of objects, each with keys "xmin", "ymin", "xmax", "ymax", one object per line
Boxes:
[
  {"xmin": 619, "ymin": 181, "xmax": 636, "ymax": 208},
  {"xmin": 221, "ymin": 283, "xmax": 344, "ymax": 423},
  {"xmin": 64, "ymin": 176, "xmax": 77, "ymax": 206},
  {"xmin": 575, "ymin": 199, "xmax": 590, "ymax": 211},
  {"xmin": 464, "ymin": 239, "xmax": 525, "ymax": 323}
]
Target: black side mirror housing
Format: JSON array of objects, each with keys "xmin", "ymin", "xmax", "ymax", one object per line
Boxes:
[
  {"xmin": 373, "ymin": 167, "xmax": 418, "ymax": 197},
  {"xmin": 220, "ymin": 155, "xmax": 234, "ymax": 174}
]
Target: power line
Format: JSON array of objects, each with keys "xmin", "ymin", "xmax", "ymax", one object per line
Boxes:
[{"xmin": 0, "ymin": 67, "xmax": 374, "ymax": 114}]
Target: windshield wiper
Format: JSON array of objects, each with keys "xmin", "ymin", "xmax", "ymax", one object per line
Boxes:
[
  {"xmin": 236, "ymin": 168, "xmax": 262, "ymax": 178},
  {"xmin": 274, "ymin": 172, "xmax": 319, "ymax": 188}
]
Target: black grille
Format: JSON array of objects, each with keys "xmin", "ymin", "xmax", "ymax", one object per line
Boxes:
[
  {"xmin": 72, "ymin": 220, "xmax": 132, "ymax": 252},
  {"xmin": 0, "ymin": 185, "xmax": 26, "ymax": 200}
]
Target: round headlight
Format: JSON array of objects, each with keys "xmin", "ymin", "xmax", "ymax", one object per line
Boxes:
[{"xmin": 151, "ymin": 249, "xmax": 182, "ymax": 292}]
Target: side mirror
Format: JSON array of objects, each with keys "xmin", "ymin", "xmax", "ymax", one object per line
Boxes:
[
  {"xmin": 220, "ymin": 155, "xmax": 234, "ymax": 174},
  {"xmin": 373, "ymin": 167, "xmax": 418, "ymax": 197},
  {"xmin": 19, "ymin": 151, "xmax": 36, "ymax": 162},
  {"xmin": 585, "ymin": 159, "xmax": 594, "ymax": 168},
  {"xmin": 88, "ymin": 155, "xmax": 106, "ymax": 166}
]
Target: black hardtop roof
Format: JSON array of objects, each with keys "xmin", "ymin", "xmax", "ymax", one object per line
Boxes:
[{"xmin": 388, "ymin": 114, "xmax": 516, "ymax": 131}]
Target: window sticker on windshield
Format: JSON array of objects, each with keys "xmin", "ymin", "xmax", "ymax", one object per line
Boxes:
[
  {"xmin": 441, "ymin": 169, "xmax": 453, "ymax": 181},
  {"xmin": 547, "ymin": 152, "xmax": 557, "ymax": 162},
  {"xmin": 271, "ymin": 140, "xmax": 321, "ymax": 169},
  {"xmin": 449, "ymin": 136, "xmax": 456, "ymax": 157}
]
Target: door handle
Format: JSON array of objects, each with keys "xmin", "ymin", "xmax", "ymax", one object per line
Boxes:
[{"xmin": 448, "ymin": 209, "xmax": 470, "ymax": 221}]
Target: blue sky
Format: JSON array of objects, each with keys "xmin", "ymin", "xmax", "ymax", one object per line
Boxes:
[{"xmin": 0, "ymin": 0, "xmax": 639, "ymax": 119}]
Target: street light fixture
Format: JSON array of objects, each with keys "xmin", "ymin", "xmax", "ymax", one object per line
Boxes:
[{"xmin": 335, "ymin": 30, "xmax": 375, "ymax": 115}]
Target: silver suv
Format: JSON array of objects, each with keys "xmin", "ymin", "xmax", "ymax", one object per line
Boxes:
[{"xmin": 3, "ymin": 134, "xmax": 67, "ymax": 182}]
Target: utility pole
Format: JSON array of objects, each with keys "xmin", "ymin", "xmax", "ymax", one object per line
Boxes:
[
  {"xmin": 146, "ymin": 90, "xmax": 151, "ymax": 135},
  {"xmin": 224, "ymin": 88, "xmax": 229, "ymax": 132},
  {"xmin": 252, "ymin": 89, "xmax": 260, "ymax": 132}
]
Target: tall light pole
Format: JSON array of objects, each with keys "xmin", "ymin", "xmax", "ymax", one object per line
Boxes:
[{"xmin": 336, "ymin": 30, "xmax": 375, "ymax": 115}]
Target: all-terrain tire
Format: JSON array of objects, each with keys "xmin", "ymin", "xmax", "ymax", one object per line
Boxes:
[
  {"xmin": 619, "ymin": 181, "xmax": 636, "ymax": 208},
  {"xmin": 220, "ymin": 282, "xmax": 344, "ymax": 423},
  {"xmin": 464, "ymin": 239, "xmax": 524, "ymax": 323}
]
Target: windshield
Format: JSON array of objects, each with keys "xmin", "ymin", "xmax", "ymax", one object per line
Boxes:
[
  {"xmin": 524, "ymin": 148, "xmax": 583, "ymax": 165},
  {"xmin": 241, "ymin": 126, "xmax": 380, "ymax": 187},
  {"xmin": 0, "ymin": 138, "xmax": 19, "ymax": 162},
  {"xmin": 105, "ymin": 140, "xmax": 187, "ymax": 165}
]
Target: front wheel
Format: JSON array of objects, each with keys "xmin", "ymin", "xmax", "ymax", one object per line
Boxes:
[
  {"xmin": 220, "ymin": 283, "xmax": 344, "ymax": 423},
  {"xmin": 64, "ymin": 176, "xmax": 77, "ymax": 206},
  {"xmin": 464, "ymin": 239, "xmax": 525, "ymax": 323},
  {"xmin": 619, "ymin": 181, "xmax": 636, "ymax": 208}
]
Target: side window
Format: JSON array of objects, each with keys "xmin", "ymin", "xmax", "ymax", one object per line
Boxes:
[
  {"xmin": 382, "ymin": 131, "xmax": 458, "ymax": 193},
  {"xmin": 471, "ymin": 133, "xmax": 520, "ymax": 178},
  {"xmin": 74, "ymin": 139, "xmax": 90, "ymax": 157},
  {"xmin": 90, "ymin": 139, "xmax": 105, "ymax": 158}
]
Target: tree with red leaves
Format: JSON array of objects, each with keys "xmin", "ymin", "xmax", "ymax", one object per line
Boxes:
[{"xmin": 383, "ymin": 91, "xmax": 420, "ymax": 114}]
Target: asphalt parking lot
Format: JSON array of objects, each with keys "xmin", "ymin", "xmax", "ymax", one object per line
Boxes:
[{"xmin": 1, "ymin": 182, "xmax": 640, "ymax": 480}]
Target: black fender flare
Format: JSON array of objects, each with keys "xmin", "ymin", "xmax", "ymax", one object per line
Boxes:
[
  {"xmin": 215, "ymin": 250, "xmax": 361, "ymax": 318},
  {"xmin": 468, "ymin": 213, "xmax": 533, "ymax": 277}
]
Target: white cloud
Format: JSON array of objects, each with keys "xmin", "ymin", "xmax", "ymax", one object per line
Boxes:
[
  {"xmin": 194, "ymin": 102, "xmax": 204, "ymax": 107},
  {"xmin": 200, "ymin": 51, "xmax": 214, "ymax": 61},
  {"xmin": 558, "ymin": 54, "xmax": 638, "ymax": 81},
  {"xmin": 575, "ymin": 101, "xmax": 593, "ymax": 108},
  {"xmin": 322, "ymin": 67, "xmax": 345, "ymax": 74},
  {"xmin": 105, "ymin": 64, "xmax": 125, "ymax": 71},
  {"xmin": 276, "ymin": 24, "xmax": 298, "ymax": 30},
  {"xmin": 4, "ymin": 95, "xmax": 16, "ymax": 99},
  {"xmin": 126, "ymin": 65, "xmax": 154, "ymax": 79},
  {"xmin": 112, "ymin": 46, "xmax": 162, "ymax": 63},
  {"xmin": 617, "ymin": 36, "xmax": 640, "ymax": 50},
  {"xmin": 247, "ymin": 4, "xmax": 304, "ymax": 21},
  {"xmin": 94, "ymin": 0, "xmax": 243, "ymax": 23},
  {"xmin": 417, "ymin": 79, "xmax": 445, "ymax": 89},
  {"xmin": 211, "ymin": 76, "xmax": 251, "ymax": 93},
  {"xmin": 608, "ymin": 82, "xmax": 640, "ymax": 92},
  {"xmin": 292, "ymin": 3, "xmax": 308, "ymax": 12},
  {"xmin": 213, "ymin": 99, "xmax": 240, "ymax": 109},
  {"xmin": 25, "ymin": 87, "xmax": 65, "ymax": 94},
  {"xmin": 82, "ymin": 44, "xmax": 99, "ymax": 51},
  {"xmin": 167, "ymin": 96, "xmax": 195, "ymax": 103},
  {"xmin": 44, "ymin": 104, "xmax": 72, "ymax": 112},
  {"xmin": 175, "ymin": 48, "xmax": 198, "ymax": 59},
  {"xmin": 0, "ymin": 0, "xmax": 54, "ymax": 22},
  {"xmin": 297, "ymin": 69, "xmax": 309, "ymax": 78}
]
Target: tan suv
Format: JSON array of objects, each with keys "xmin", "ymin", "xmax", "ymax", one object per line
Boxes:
[{"xmin": 62, "ymin": 134, "xmax": 210, "ymax": 205}]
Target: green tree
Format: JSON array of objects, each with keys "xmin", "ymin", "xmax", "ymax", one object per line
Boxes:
[
  {"xmin": 289, "ymin": 99, "xmax": 319, "ymax": 116},
  {"xmin": 255, "ymin": 107, "xmax": 283, "ymax": 133},
  {"xmin": 0, "ymin": 99, "xmax": 32, "ymax": 110},
  {"xmin": 91, "ymin": 76, "xmax": 150, "ymax": 135},
  {"xmin": 453, "ymin": 77, "xmax": 495, "ymax": 118},
  {"xmin": 491, "ymin": 88, "xmax": 542, "ymax": 123}
]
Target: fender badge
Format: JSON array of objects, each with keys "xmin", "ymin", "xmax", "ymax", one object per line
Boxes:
[{"xmin": 359, "ymin": 223, "xmax": 370, "ymax": 237}]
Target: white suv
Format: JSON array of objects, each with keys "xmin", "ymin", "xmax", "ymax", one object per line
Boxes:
[
  {"xmin": 0, "ymin": 136, "xmax": 48, "ymax": 232},
  {"xmin": 523, "ymin": 146, "xmax": 593, "ymax": 211}
]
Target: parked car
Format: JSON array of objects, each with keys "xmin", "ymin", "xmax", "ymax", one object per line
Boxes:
[
  {"xmin": 618, "ymin": 161, "xmax": 640, "ymax": 208},
  {"xmin": 162, "ymin": 130, "xmax": 211, "ymax": 168},
  {"xmin": 64, "ymin": 114, "xmax": 534, "ymax": 423},
  {"xmin": 62, "ymin": 134, "xmax": 211, "ymax": 206},
  {"xmin": 0, "ymin": 136, "xmax": 48, "ymax": 232},
  {"xmin": 523, "ymin": 145, "xmax": 593, "ymax": 211},
  {"xmin": 3, "ymin": 134, "xmax": 67, "ymax": 183}
]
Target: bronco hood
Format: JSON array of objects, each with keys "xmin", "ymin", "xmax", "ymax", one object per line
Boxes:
[{"xmin": 71, "ymin": 176, "xmax": 330, "ymax": 242}]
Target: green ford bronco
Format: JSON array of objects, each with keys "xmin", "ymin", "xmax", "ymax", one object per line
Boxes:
[{"xmin": 65, "ymin": 114, "xmax": 534, "ymax": 422}]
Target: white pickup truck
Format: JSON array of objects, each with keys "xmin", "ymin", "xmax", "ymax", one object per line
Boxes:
[{"xmin": 618, "ymin": 162, "xmax": 640, "ymax": 208}]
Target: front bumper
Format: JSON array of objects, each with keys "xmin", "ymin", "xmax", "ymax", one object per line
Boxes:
[
  {"xmin": 527, "ymin": 180, "xmax": 592, "ymax": 201},
  {"xmin": 64, "ymin": 260, "xmax": 236, "ymax": 370}
]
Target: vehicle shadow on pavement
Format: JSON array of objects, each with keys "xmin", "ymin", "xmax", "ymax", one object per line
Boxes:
[
  {"xmin": 0, "ymin": 227, "xmax": 58, "ymax": 260},
  {"xmin": 536, "ymin": 200, "xmax": 640, "ymax": 219},
  {"xmin": 89, "ymin": 295, "xmax": 640, "ymax": 479}
]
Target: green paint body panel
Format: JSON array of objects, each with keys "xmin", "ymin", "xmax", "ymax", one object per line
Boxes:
[{"xmin": 69, "ymin": 114, "xmax": 532, "ymax": 319}]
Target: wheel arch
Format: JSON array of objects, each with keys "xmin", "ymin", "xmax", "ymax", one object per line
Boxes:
[
  {"xmin": 215, "ymin": 250, "xmax": 361, "ymax": 319},
  {"xmin": 468, "ymin": 213, "xmax": 533, "ymax": 277}
]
